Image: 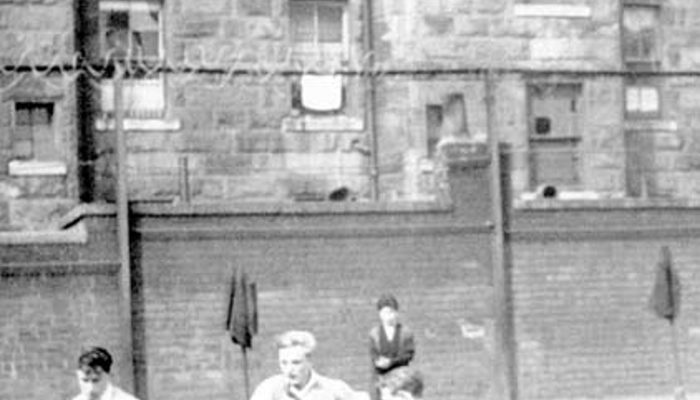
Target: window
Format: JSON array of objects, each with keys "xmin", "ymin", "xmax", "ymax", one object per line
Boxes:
[
  {"xmin": 622, "ymin": 4, "xmax": 660, "ymax": 65},
  {"xmin": 12, "ymin": 102, "xmax": 56, "ymax": 162},
  {"xmin": 289, "ymin": 1, "xmax": 348, "ymax": 115},
  {"xmin": 290, "ymin": 0, "xmax": 347, "ymax": 60},
  {"xmin": 292, "ymin": 74, "xmax": 345, "ymax": 113},
  {"xmin": 99, "ymin": 0, "xmax": 164, "ymax": 119},
  {"xmin": 426, "ymin": 105, "xmax": 443, "ymax": 159},
  {"xmin": 529, "ymin": 84, "xmax": 581, "ymax": 138},
  {"xmin": 100, "ymin": 0, "xmax": 161, "ymax": 60},
  {"xmin": 625, "ymin": 82, "xmax": 660, "ymax": 118},
  {"xmin": 100, "ymin": 78, "xmax": 165, "ymax": 118},
  {"xmin": 528, "ymin": 83, "xmax": 583, "ymax": 188}
]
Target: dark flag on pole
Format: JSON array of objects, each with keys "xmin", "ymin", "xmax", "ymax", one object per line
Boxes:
[
  {"xmin": 226, "ymin": 266, "xmax": 258, "ymax": 400},
  {"xmin": 649, "ymin": 246, "xmax": 681, "ymax": 321},
  {"xmin": 226, "ymin": 266, "xmax": 258, "ymax": 348},
  {"xmin": 649, "ymin": 246, "xmax": 686, "ymax": 400}
]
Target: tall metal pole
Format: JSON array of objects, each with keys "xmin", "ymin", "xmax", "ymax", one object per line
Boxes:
[
  {"xmin": 486, "ymin": 69, "xmax": 517, "ymax": 400},
  {"xmin": 114, "ymin": 64, "xmax": 136, "ymax": 393}
]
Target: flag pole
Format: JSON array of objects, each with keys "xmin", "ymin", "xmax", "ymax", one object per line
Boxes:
[
  {"xmin": 670, "ymin": 319, "xmax": 686, "ymax": 400},
  {"xmin": 242, "ymin": 346, "xmax": 251, "ymax": 400}
]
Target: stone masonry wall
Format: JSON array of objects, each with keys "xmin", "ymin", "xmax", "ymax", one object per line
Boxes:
[
  {"xmin": 0, "ymin": 215, "xmax": 127, "ymax": 400},
  {"xmin": 372, "ymin": 0, "xmax": 619, "ymax": 70},
  {"xmin": 85, "ymin": 0, "xmax": 700, "ymax": 203},
  {"xmin": 103, "ymin": 0, "xmax": 375, "ymax": 202},
  {"xmin": 0, "ymin": 0, "xmax": 78, "ymax": 230}
]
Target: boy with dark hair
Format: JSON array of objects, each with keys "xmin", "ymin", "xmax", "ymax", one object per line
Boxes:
[
  {"xmin": 369, "ymin": 294, "xmax": 416, "ymax": 400},
  {"xmin": 73, "ymin": 347, "xmax": 139, "ymax": 400}
]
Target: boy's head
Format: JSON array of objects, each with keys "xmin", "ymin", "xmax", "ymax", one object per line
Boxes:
[
  {"xmin": 276, "ymin": 330, "xmax": 316, "ymax": 389},
  {"xmin": 377, "ymin": 294, "xmax": 400, "ymax": 327},
  {"xmin": 76, "ymin": 347, "xmax": 113, "ymax": 400},
  {"xmin": 380, "ymin": 367, "xmax": 424, "ymax": 400}
]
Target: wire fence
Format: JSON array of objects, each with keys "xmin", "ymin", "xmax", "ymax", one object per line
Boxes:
[{"xmin": 3, "ymin": 52, "xmax": 700, "ymax": 203}]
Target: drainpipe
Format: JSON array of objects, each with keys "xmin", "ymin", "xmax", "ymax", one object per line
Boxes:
[
  {"xmin": 363, "ymin": 0, "xmax": 380, "ymax": 200},
  {"xmin": 74, "ymin": 0, "xmax": 96, "ymax": 202}
]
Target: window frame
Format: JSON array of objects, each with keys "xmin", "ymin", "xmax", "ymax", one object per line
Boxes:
[
  {"xmin": 99, "ymin": 0, "xmax": 164, "ymax": 62},
  {"xmin": 98, "ymin": 0, "xmax": 166, "ymax": 119},
  {"xmin": 624, "ymin": 78, "xmax": 661, "ymax": 119},
  {"xmin": 11, "ymin": 101, "xmax": 56, "ymax": 163},
  {"xmin": 527, "ymin": 82, "xmax": 583, "ymax": 139},
  {"xmin": 288, "ymin": 1, "xmax": 351, "ymax": 117},
  {"xmin": 526, "ymin": 81, "xmax": 584, "ymax": 190},
  {"xmin": 622, "ymin": 2, "xmax": 661, "ymax": 66},
  {"xmin": 289, "ymin": 0, "xmax": 349, "ymax": 61}
]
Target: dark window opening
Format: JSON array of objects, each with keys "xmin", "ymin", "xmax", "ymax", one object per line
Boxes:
[{"xmin": 12, "ymin": 102, "xmax": 55, "ymax": 161}]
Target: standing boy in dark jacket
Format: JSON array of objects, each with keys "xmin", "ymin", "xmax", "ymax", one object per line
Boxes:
[{"xmin": 369, "ymin": 294, "xmax": 415, "ymax": 400}]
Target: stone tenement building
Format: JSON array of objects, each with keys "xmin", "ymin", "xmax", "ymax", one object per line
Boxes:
[{"xmin": 0, "ymin": 0, "xmax": 699, "ymax": 230}]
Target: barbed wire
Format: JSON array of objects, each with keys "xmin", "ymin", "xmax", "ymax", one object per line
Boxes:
[{"xmin": 3, "ymin": 44, "xmax": 700, "ymax": 94}]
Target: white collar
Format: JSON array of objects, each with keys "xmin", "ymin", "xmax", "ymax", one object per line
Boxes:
[
  {"xmin": 383, "ymin": 324, "xmax": 397, "ymax": 339},
  {"xmin": 87, "ymin": 383, "xmax": 115, "ymax": 400},
  {"xmin": 288, "ymin": 370, "xmax": 319, "ymax": 399}
]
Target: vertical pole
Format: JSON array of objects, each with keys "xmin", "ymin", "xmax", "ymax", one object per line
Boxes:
[
  {"xmin": 242, "ymin": 347, "xmax": 251, "ymax": 400},
  {"xmin": 363, "ymin": 0, "xmax": 379, "ymax": 200},
  {"xmin": 178, "ymin": 156, "xmax": 191, "ymax": 204},
  {"xmin": 486, "ymin": 69, "xmax": 517, "ymax": 400},
  {"xmin": 670, "ymin": 321, "xmax": 686, "ymax": 400},
  {"xmin": 115, "ymin": 64, "xmax": 136, "ymax": 393}
]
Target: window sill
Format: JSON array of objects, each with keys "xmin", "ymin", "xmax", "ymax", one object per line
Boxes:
[
  {"xmin": 8, "ymin": 160, "xmax": 67, "ymax": 176},
  {"xmin": 624, "ymin": 119, "xmax": 677, "ymax": 131},
  {"xmin": 514, "ymin": 4, "xmax": 591, "ymax": 18},
  {"xmin": 95, "ymin": 117, "xmax": 182, "ymax": 132},
  {"xmin": 282, "ymin": 114, "xmax": 364, "ymax": 132},
  {"xmin": 622, "ymin": 0, "xmax": 661, "ymax": 7},
  {"xmin": 529, "ymin": 135, "xmax": 581, "ymax": 143},
  {"xmin": 0, "ymin": 221, "xmax": 87, "ymax": 245}
]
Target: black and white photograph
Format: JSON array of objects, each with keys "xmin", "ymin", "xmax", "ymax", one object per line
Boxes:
[{"xmin": 0, "ymin": 1, "xmax": 696, "ymax": 400}]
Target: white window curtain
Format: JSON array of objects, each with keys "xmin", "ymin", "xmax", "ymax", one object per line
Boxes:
[{"xmin": 300, "ymin": 75, "xmax": 343, "ymax": 111}]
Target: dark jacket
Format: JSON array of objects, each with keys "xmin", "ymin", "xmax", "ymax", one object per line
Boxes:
[
  {"xmin": 369, "ymin": 323, "xmax": 416, "ymax": 400},
  {"xmin": 369, "ymin": 323, "xmax": 415, "ymax": 374}
]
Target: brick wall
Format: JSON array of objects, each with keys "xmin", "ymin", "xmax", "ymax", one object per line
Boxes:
[
  {"xmin": 0, "ymin": 215, "xmax": 127, "ymax": 400},
  {"xmin": 7, "ymin": 152, "xmax": 700, "ymax": 400},
  {"xmin": 511, "ymin": 206, "xmax": 700, "ymax": 400},
  {"xmin": 130, "ymin": 160, "xmax": 496, "ymax": 400},
  {"xmin": 135, "ymin": 225, "xmax": 494, "ymax": 400}
]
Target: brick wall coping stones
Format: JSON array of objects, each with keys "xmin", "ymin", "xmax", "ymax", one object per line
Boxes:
[
  {"xmin": 0, "ymin": 221, "xmax": 88, "ymax": 245},
  {"xmin": 0, "ymin": 260, "xmax": 119, "ymax": 276},
  {"xmin": 58, "ymin": 198, "xmax": 457, "ymax": 224},
  {"xmin": 512, "ymin": 199, "xmax": 700, "ymax": 241},
  {"xmin": 131, "ymin": 199, "xmax": 454, "ymax": 217},
  {"xmin": 58, "ymin": 203, "xmax": 117, "ymax": 229},
  {"xmin": 516, "ymin": 197, "xmax": 700, "ymax": 210},
  {"xmin": 135, "ymin": 221, "xmax": 491, "ymax": 241}
]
